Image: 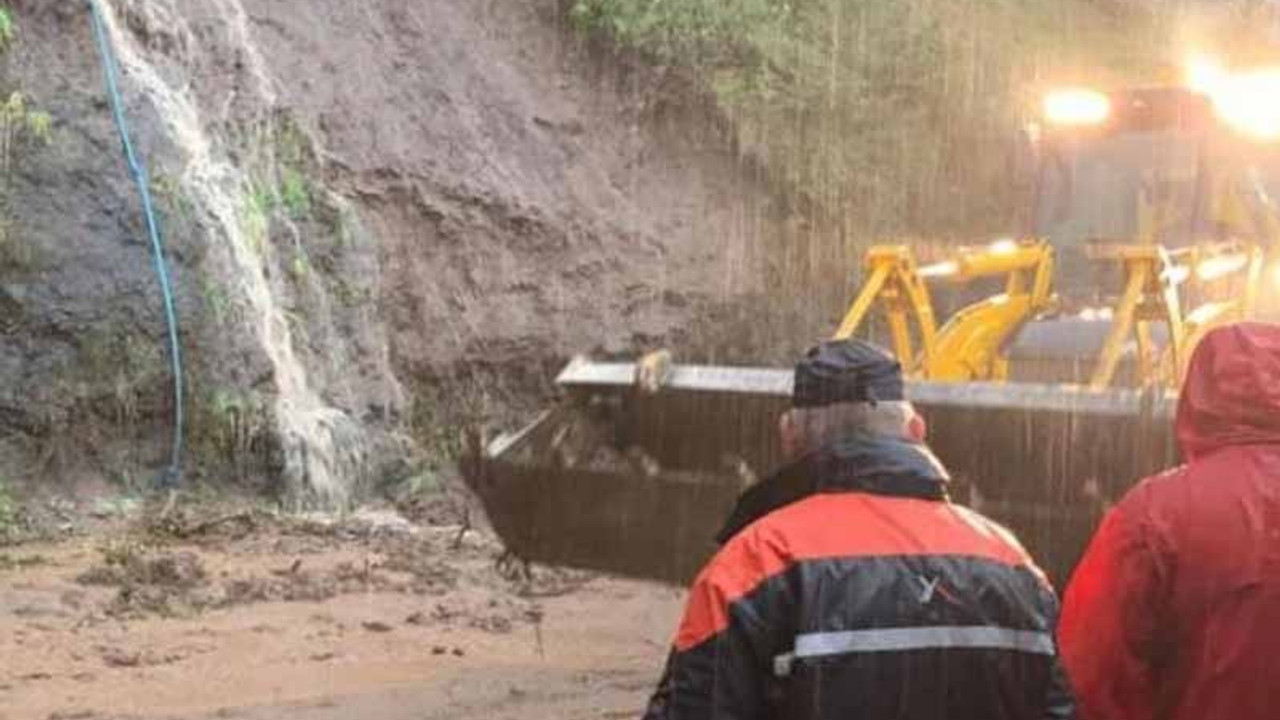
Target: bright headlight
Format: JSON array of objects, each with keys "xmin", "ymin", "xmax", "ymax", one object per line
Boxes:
[
  {"xmin": 1211, "ymin": 71, "xmax": 1280, "ymax": 141},
  {"xmin": 989, "ymin": 238, "xmax": 1018, "ymax": 255},
  {"xmin": 1043, "ymin": 89, "xmax": 1111, "ymax": 126},
  {"xmin": 1186, "ymin": 54, "xmax": 1280, "ymax": 141}
]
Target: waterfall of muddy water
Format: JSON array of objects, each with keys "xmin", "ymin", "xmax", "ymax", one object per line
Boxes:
[{"xmin": 97, "ymin": 2, "xmax": 368, "ymax": 504}]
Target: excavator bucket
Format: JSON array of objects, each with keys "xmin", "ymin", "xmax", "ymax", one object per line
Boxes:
[{"xmin": 463, "ymin": 358, "xmax": 1178, "ymax": 589}]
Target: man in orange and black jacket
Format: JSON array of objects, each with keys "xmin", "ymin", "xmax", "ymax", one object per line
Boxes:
[{"xmin": 642, "ymin": 339, "xmax": 1074, "ymax": 720}]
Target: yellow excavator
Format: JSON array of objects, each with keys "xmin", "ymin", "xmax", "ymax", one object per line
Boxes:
[{"xmin": 465, "ymin": 77, "xmax": 1280, "ymax": 588}]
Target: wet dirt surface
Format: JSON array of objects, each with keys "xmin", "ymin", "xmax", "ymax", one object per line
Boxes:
[{"xmin": 0, "ymin": 507, "xmax": 682, "ymax": 720}]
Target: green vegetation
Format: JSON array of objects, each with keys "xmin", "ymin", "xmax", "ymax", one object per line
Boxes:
[
  {"xmin": 200, "ymin": 278, "xmax": 233, "ymax": 327},
  {"xmin": 280, "ymin": 168, "xmax": 312, "ymax": 219},
  {"xmin": 332, "ymin": 204, "xmax": 361, "ymax": 248},
  {"xmin": 238, "ymin": 115, "xmax": 318, "ymax": 254},
  {"xmin": 77, "ymin": 327, "xmax": 166, "ymax": 434},
  {"xmin": 332, "ymin": 277, "xmax": 372, "ymax": 307},
  {"xmin": 0, "ymin": 210, "xmax": 34, "ymax": 269},
  {"xmin": 0, "ymin": 8, "xmax": 53, "ymax": 272},
  {"xmin": 2, "ymin": 92, "xmax": 52, "ymax": 156},
  {"xmin": 247, "ymin": 178, "xmax": 276, "ymax": 216},
  {"xmin": 287, "ymin": 252, "xmax": 310, "ymax": 281},
  {"xmin": 96, "ymin": 536, "xmax": 149, "ymax": 570},
  {"xmin": 239, "ymin": 183, "xmax": 271, "ymax": 256},
  {"xmin": 209, "ymin": 388, "xmax": 267, "ymax": 444},
  {"xmin": 0, "ymin": 552, "xmax": 45, "ymax": 571},
  {"xmin": 0, "ymin": 478, "xmax": 15, "ymax": 539},
  {"xmin": 152, "ymin": 172, "xmax": 196, "ymax": 225},
  {"xmin": 0, "ymin": 8, "xmax": 14, "ymax": 50},
  {"xmin": 189, "ymin": 386, "xmax": 272, "ymax": 479},
  {"xmin": 568, "ymin": 0, "xmax": 1273, "ymax": 248},
  {"xmin": 409, "ymin": 382, "xmax": 481, "ymax": 465}
]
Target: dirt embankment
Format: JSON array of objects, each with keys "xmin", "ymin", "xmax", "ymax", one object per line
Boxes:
[
  {"xmin": 0, "ymin": 500, "xmax": 683, "ymax": 720},
  {"xmin": 0, "ymin": 0, "xmax": 807, "ymax": 498}
]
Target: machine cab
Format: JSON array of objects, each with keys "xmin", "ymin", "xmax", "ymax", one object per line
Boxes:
[
  {"xmin": 1003, "ymin": 85, "xmax": 1280, "ymax": 384},
  {"xmin": 1030, "ymin": 87, "xmax": 1273, "ymax": 304}
]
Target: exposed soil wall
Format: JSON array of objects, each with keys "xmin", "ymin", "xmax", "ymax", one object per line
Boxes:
[{"xmin": 0, "ymin": 0, "xmax": 806, "ymax": 501}]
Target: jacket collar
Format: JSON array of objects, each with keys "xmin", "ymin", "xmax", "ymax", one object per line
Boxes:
[{"xmin": 715, "ymin": 433, "xmax": 951, "ymax": 544}]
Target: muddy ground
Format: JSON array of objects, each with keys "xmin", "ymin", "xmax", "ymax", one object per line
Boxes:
[{"xmin": 0, "ymin": 497, "xmax": 683, "ymax": 720}]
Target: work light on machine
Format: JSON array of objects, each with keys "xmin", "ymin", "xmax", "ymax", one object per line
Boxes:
[
  {"xmin": 1043, "ymin": 88, "xmax": 1111, "ymax": 126},
  {"xmin": 1187, "ymin": 54, "xmax": 1280, "ymax": 141},
  {"xmin": 989, "ymin": 238, "xmax": 1019, "ymax": 255},
  {"xmin": 919, "ymin": 260, "xmax": 959, "ymax": 278},
  {"xmin": 1205, "ymin": 71, "xmax": 1280, "ymax": 140}
]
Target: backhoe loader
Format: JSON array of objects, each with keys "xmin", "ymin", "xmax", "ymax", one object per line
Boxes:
[{"xmin": 464, "ymin": 80, "xmax": 1280, "ymax": 589}]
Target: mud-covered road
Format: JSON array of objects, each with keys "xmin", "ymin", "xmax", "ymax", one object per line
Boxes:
[{"xmin": 0, "ymin": 507, "xmax": 682, "ymax": 720}]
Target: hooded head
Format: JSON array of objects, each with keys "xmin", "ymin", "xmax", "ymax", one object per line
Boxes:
[{"xmin": 1176, "ymin": 323, "xmax": 1280, "ymax": 461}]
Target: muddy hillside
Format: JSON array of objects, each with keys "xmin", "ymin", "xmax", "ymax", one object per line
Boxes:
[
  {"xmin": 0, "ymin": 0, "xmax": 801, "ymax": 502},
  {"xmin": 2, "ymin": 0, "xmax": 1277, "ymax": 502}
]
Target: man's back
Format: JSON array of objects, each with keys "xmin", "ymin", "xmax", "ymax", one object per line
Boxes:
[
  {"xmin": 1062, "ymin": 445, "xmax": 1280, "ymax": 720},
  {"xmin": 644, "ymin": 340, "xmax": 1071, "ymax": 720},
  {"xmin": 644, "ymin": 438, "xmax": 1071, "ymax": 720},
  {"xmin": 736, "ymin": 492, "xmax": 1062, "ymax": 719},
  {"xmin": 1155, "ymin": 446, "xmax": 1280, "ymax": 718},
  {"xmin": 1060, "ymin": 322, "xmax": 1280, "ymax": 720}
]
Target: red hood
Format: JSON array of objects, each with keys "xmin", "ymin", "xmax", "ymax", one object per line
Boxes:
[{"xmin": 1177, "ymin": 323, "xmax": 1280, "ymax": 460}]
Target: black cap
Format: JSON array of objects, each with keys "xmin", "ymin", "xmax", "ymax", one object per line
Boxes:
[{"xmin": 792, "ymin": 339, "xmax": 904, "ymax": 408}]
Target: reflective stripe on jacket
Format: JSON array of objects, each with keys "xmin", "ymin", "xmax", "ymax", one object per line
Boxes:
[{"xmin": 643, "ymin": 435, "xmax": 1074, "ymax": 720}]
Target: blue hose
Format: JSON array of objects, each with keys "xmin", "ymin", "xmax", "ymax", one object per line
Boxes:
[{"xmin": 87, "ymin": 0, "xmax": 184, "ymax": 486}]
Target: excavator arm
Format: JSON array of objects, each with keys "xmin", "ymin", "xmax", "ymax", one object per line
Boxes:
[
  {"xmin": 832, "ymin": 246, "xmax": 939, "ymax": 370},
  {"xmin": 835, "ymin": 240, "xmax": 1055, "ymax": 381}
]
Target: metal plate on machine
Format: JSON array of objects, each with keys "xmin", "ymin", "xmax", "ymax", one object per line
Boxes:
[
  {"xmin": 543, "ymin": 359, "xmax": 1180, "ymax": 586},
  {"xmin": 557, "ymin": 359, "xmax": 1177, "ymax": 418}
]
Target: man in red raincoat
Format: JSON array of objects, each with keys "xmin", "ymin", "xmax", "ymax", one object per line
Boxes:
[{"xmin": 1059, "ymin": 322, "xmax": 1280, "ymax": 720}]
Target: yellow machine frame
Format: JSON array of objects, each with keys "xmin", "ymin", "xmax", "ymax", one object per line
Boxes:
[
  {"xmin": 834, "ymin": 240, "xmax": 1054, "ymax": 382},
  {"xmin": 1086, "ymin": 241, "xmax": 1263, "ymax": 388},
  {"xmin": 836, "ymin": 238, "xmax": 1264, "ymax": 390}
]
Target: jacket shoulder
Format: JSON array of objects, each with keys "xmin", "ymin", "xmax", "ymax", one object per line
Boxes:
[
  {"xmin": 1116, "ymin": 449, "xmax": 1266, "ymax": 539},
  {"xmin": 947, "ymin": 504, "xmax": 1057, "ymax": 591},
  {"xmin": 952, "ymin": 504, "xmax": 1038, "ymax": 564}
]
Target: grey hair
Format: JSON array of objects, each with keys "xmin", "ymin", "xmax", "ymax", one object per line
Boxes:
[{"xmin": 788, "ymin": 400, "xmax": 915, "ymax": 454}]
